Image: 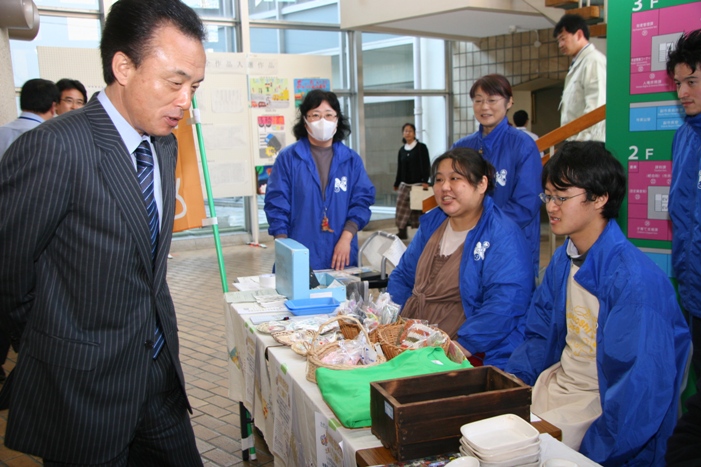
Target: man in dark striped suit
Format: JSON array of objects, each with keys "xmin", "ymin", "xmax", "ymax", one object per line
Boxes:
[{"xmin": 0, "ymin": 0, "xmax": 206, "ymax": 464}]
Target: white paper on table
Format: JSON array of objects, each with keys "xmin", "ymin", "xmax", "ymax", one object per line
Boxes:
[
  {"xmin": 539, "ymin": 434, "xmax": 603, "ymax": 466},
  {"xmin": 233, "ymin": 276, "xmax": 263, "ymax": 291},
  {"xmin": 272, "ymin": 362, "xmax": 293, "ymax": 458},
  {"xmin": 244, "ymin": 334, "xmax": 256, "ymax": 406},
  {"xmin": 225, "ymin": 288, "xmax": 280, "ymax": 303},
  {"xmin": 248, "ymin": 313, "xmax": 292, "ymax": 325},
  {"xmin": 382, "ymin": 238, "xmax": 407, "ymax": 267},
  {"xmin": 315, "ymin": 412, "xmax": 334, "ymax": 467}
]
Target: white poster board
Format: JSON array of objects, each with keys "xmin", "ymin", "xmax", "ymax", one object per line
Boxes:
[{"xmin": 37, "ymin": 47, "xmax": 332, "ymax": 199}]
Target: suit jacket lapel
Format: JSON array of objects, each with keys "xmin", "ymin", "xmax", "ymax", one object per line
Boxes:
[
  {"xmin": 86, "ymin": 99, "xmax": 155, "ymax": 280},
  {"xmin": 152, "ymin": 135, "xmax": 177, "ymax": 288}
]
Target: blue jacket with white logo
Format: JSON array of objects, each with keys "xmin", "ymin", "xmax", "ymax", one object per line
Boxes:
[
  {"xmin": 264, "ymin": 138, "xmax": 375, "ymax": 270},
  {"xmin": 387, "ymin": 197, "xmax": 533, "ymax": 368},
  {"xmin": 506, "ymin": 220, "xmax": 691, "ymax": 466},
  {"xmin": 452, "ymin": 118, "xmax": 542, "ymax": 275},
  {"xmin": 670, "ymin": 112, "xmax": 701, "ymax": 319}
]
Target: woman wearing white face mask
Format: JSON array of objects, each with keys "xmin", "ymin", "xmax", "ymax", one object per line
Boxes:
[{"xmin": 264, "ymin": 90, "xmax": 376, "ymax": 270}]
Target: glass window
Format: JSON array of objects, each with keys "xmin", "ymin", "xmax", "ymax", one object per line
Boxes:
[
  {"xmin": 34, "ymin": 0, "xmax": 99, "ymax": 9},
  {"xmin": 10, "ymin": 15, "xmax": 101, "ymax": 87},
  {"xmin": 364, "ymin": 95, "xmax": 447, "ymax": 208},
  {"xmin": 250, "ymin": 27, "xmax": 341, "ymax": 88},
  {"xmin": 183, "ymin": 0, "xmax": 236, "ymax": 19},
  {"xmin": 363, "ymin": 34, "xmax": 446, "ymax": 91},
  {"xmin": 203, "ymin": 24, "xmax": 237, "ymax": 52},
  {"xmin": 249, "ymin": 0, "xmax": 337, "ymax": 24}
]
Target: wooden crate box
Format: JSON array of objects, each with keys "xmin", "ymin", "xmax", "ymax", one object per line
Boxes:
[{"xmin": 370, "ymin": 366, "xmax": 531, "ymax": 461}]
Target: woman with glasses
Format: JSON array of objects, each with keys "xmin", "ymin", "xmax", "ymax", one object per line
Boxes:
[
  {"xmin": 388, "ymin": 148, "xmax": 534, "ymax": 369},
  {"xmin": 393, "ymin": 123, "xmax": 431, "ymax": 240},
  {"xmin": 452, "ymin": 74, "xmax": 542, "ymax": 278},
  {"xmin": 264, "ymin": 90, "xmax": 375, "ymax": 270}
]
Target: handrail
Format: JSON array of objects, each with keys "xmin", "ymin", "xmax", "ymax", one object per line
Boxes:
[{"xmin": 536, "ymin": 104, "xmax": 606, "ymax": 153}]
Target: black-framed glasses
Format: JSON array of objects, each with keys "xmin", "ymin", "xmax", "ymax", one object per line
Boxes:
[{"xmin": 539, "ymin": 192, "xmax": 587, "ymax": 206}]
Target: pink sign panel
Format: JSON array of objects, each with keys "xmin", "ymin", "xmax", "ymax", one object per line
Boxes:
[
  {"xmin": 627, "ymin": 161, "xmax": 672, "ymax": 241},
  {"xmin": 659, "ymin": 3, "xmax": 701, "ymax": 35},
  {"xmin": 629, "ymin": 4, "xmax": 701, "ymax": 95},
  {"xmin": 628, "ymin": 218, "xmax": 672, "ymax": 241}
]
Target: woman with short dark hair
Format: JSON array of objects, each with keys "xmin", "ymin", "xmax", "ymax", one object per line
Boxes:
[
  {"xmin": 452, "ymin": 74, "xmax": 542, "ymax": 278},
  {"xmin": 265, "ymin": 90, "xmax": 376, "ymax": 270},
  {"xmin": 393, "ymin": 123, "xmax": 431, "ymax": 240},
  {"xmin": 388, "ymin": 147, "xmax": 534, "ymax": 369}
]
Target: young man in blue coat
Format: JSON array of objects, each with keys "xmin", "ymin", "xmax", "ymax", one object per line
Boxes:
[
  {"xmin": 667, "ymin": 28, "xmax": 701, "ymax": 384},
  {"xmin": 506, "ymin": 142, "xmax": 690, "ymax": 466}
]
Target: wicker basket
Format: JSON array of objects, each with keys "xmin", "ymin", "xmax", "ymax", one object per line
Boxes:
[
  {"xmin": 376, "ymin": 322, "xmax": 452, "ymax": 360},
  {"xmin": 338, "ymin": 315, "xmax": 404, "ymax": 343},
  {"xmin": 306, "ymin": 315, "xmax": 386, "ymax": 383}
]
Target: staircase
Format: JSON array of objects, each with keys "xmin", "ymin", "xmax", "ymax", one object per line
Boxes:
[{"xmin": 545, "ymin": 0, "xmax": 607, "ymax": 37}]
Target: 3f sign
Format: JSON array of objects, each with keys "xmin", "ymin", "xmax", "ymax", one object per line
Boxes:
[
  {"xmin": 629, "ymin": 146, "xmax": 655, "ymax": 160},
  {"xmin": 633, "ymin": 0, "xmax": 658, "ymax": 11}
]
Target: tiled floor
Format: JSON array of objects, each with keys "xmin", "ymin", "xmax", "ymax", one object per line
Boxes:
[{"xmin": 0, "ymin": 221, "xmax": 559, "ymax": 466}]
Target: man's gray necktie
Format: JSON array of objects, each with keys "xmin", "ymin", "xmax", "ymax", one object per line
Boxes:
[{"xmin": 135, "ymin": 139, "xmax": 164, "ymax": 359}]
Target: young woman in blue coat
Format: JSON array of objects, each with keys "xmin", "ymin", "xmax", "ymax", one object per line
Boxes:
[
  {"xmin": 264, "ymin": 90, "xmax": 375, "ymax": 270},
  {"xmin": 452, "ymin": 74, "xmax": 542, "ymax": 277},
  {"xmin": 387, "ymin": 148, "xmax": 534, "ymax": 369}
]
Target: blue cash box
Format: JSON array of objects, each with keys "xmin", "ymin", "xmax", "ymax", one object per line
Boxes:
[
  {"xmin": 274, "ymin": 238, "xmax": 346, "ymax": 302},
  {"xmin": 285, "ymin": 298, "xmax": 340, "ymax": 316}
]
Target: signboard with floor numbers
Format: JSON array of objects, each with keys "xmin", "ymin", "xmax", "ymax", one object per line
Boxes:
[{"xmin": 607, "ymin": 0, "xmax": 701, "ymax": 277}]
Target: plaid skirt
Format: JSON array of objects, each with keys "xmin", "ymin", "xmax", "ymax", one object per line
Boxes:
[{"xmin": 396, "ymin": 182, "xmax": 422, "ymax": 229}]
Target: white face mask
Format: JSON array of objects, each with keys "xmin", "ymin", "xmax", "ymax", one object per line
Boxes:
[{"xmin": 305, "ymin": 117, "xmax": 337, "ymax": 142}]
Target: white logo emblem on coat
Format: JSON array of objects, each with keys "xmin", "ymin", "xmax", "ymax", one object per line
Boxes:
[
  {"xmin": 697, "ymin": 170, "xmax": 701, "ymax": 189},
  {"xmin": 334, "ymin": 176, "xmax": 348, "ymax": 192},
  {"xmin": 496, "ymin": 169, "xmax": 507, "ymax": 187},
  {"xmin": 474, "ymin": 241, "xmax": 490, "ymax": 261}
]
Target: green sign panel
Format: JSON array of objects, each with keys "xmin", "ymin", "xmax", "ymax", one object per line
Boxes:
[{"xmin": 608, "ymin": 0, "xmax": 701, "ymax": 275}]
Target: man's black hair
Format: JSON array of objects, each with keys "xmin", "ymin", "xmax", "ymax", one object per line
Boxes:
[
  {"xmin": 666, "ymin": 29, "xmax": 701, "ymax": 77},
  {"xmin": 100, "ymin": 0, "xmax": 206, "ymax": 85},
  {"xmin": 553, "ymin": 14, "xmax": 590, "ymax": 40},
  {"xmin": 20, "ymin": 79, "xmax": 60, "ymax": 114},
  {"xmin": 292, "ymin": 90, "xmax": 351, "ymax": 143},
  {"xmin": 56, "ymin": 78, "xmax": 88, "ymax": 103},
  {"xmin": 513, "ymin": 110, "xmax": 529, "ymax": 127},
  {"xmin": 543, "ymin": 141, "xmax": 626, "ymax": 219}
]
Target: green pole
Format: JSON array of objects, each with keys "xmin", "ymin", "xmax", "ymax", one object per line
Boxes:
[
  {"xmin": 191, "ymin": 95, "xmax": 228, "ymax": 294},
  {"xmin": 191, "ymin": 96, "xmax": 256, "ymax": 459}
]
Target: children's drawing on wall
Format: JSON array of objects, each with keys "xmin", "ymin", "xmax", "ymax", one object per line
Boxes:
[
  {"xmin": 257, "ymin": 115, "xmax": 286, "ymax": 159},
  {"xmin": 250, "ymin": 77, "xmax": 290, "ymax": 109},
  {"xmin": 255, "ymin": 165, "xmax": 273, "ymax": 195},
  {"xmin": 294, "ymin": 78, "xmax": 331, "ymax": 108}
]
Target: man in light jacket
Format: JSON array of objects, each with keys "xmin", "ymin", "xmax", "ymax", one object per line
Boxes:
[{"xmin": 555, "ymin": 14, "xmax": 606, "ymax": 142}]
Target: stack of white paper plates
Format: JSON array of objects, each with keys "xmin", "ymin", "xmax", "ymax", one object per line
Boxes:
[{"xmin": 459, "ymin": 414, "xmax": 541, "ymax": 467}]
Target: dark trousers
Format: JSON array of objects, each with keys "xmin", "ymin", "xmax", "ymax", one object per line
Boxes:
[
  {"xmin": 691, "ymin": 315, "xmax": 701, "ymax": 382},
  {"xmin": 44, "ymin": 346, "xmax": 202, "ymax": 467}
]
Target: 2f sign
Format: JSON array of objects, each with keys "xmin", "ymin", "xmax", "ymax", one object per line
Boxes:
[
  {"xmin": 629, "ymin": 146, "xmax": 655, "ymax": 160},
  {"xmin": 633, "ymin": 0, "xmax": 659, "ymax": 11}
]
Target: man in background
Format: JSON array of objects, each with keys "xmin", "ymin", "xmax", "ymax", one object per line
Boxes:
[
  {"xmin": 55, "ymin": 78, "xmax": 87, "ymax": 115},
  {"xmin": 513, "ymin": 110, "xmax": 543, "ymax": 158},
  {"xmin": 0, "ymin": 0, "xmax": 206, "ymax": 464},
  {"xmin": 0, "ymin": 78, "xmax": 58, "ymax": 158},
  {"xmin": 513, "ymin": 109, "xmax": 539, "ymax": 142},
  {"xmin": 554, "ymin": 14, "xmax": 606, "ymax": 142}
]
